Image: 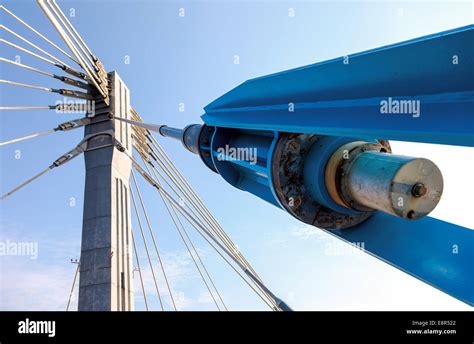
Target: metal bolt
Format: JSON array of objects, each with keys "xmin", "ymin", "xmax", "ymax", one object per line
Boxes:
[{"xmin": 411, "ymin": 183, "xmax": 427, "ymax": 197}]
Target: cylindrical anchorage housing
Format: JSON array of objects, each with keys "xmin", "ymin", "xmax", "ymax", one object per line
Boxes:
[{"xmin": 325, "ymin": 141, "xmax": 443, "ymax": 220}]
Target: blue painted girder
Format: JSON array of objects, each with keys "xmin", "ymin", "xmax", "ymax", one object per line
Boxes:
[
  {"xmin": 202, "ymin": 25, "xmax": 474, "ymax": 147},
  {"xmin": 328, "ymin": 213, "xmax": 474, "ymax": 306}
]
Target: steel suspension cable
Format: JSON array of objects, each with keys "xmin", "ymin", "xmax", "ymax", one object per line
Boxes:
[
  {"xmin": 139, "ymin": 138, "xmax": 243, "ymax": 264},
  {"xmin": 44, "ymin": 0, "xmax": 108, "ymax": 100},
  {"xmin": 127, "ymin": 114, "xmax": 273, "ymax": 304},
  {"xmin": 132, "ymin": 135, "xmax": 280, "ymax": 310},
  {"xmin": 130, "ymin": 159, "xmax": 276, "ymax": 309},
  {"xmin": 43, "ymin": 0, "xmax": 103, "ymax": 83},
  {"xmin": 130, "ymin": 187, "xmax": 165, "ymax": 311},
  {"xmin": 1, "ymin": 5, "xmax": 79, "ymax": 65},
  {"xmin": 0, "ymin": 167, "xmax": 49, "ymax": 201},
  {"xmin": 167, "ymin": 204, "xmax": 229, "ymax": 311},
  {"xmin": 163, "ymin": 188, "xmax": 280, "ymax": 310},
  {"xmin": 0, "ymin": 138, "xmax": 88, "ymax": 201},
  {"xmin": 0, "ymin": 39, "xmax": 89, "ymax": 82},
  {"xmin": 132, "ymin": 163, "xmax": 274, "ymax": 310},
  {"xmin": 0, "ymin": 79, "xmax": 93, "ymax": 100},
  {"xmin": 139, "ymin": 151, "xmax": 229, "ymax": 249},
  {"xmin": 1, "ymin": 38, "xmax": 56, "ymax": 65},
  {"xmin": 48, "ymin": 0, "xmax": 95, "ymax": 67},
  {"xmin": 133, "ymin": 121, "xmax": 258, "ymax": 271},
  {"xmin": 0, "ymin": 105, "xmax": 85, "ymax": 112},
  {"xmin": 134, "ymin": 146, "xmax": 233, "ymax": 310},
  {"xmin": 37, "ymin": 0, "xmax": 106, "ymax": 98},
  {"xmin": 0, "ymin": 57, "xmax": 53, "ymax": 77},
  {"xmin": 139, "ymin": 154, "xmax": 225, "ymax": 311},
  {"xmin": 0, "ymin": 117, "xmax": 91, "ymax": 146},
  {"xmin": 45, "ymin": 2, "xmax": 94, "ymax": 71},
  {"xmin": 131, "ymin": 171, "xmax": 177, "ymax": 311},
  {"xmin": 128, "ymin": 118, "xmax": 273, "ymax": 303},
  {"xmin": 66, "ymin": 263, "xmax": 80, "ymax": 311},
  {"xmin": 1, "ymin": 25, "xmax": 71, "ymax": 68},
  {"xmin": 131, "ymin": 140, "xmax": 234, "ymax": 254},
  {"xmin": 49, "ymin": 0, "xmax": 95, "ymax": 59},
  {"xmin": 0, "ymin": 129, "xmax": 55, "ymax": 146},
  {"xmin": 0, "ymin": 79, "xmax": 51, "ymax": 92},
  {"xmin": 0, "ymin": 106, "xmax": 50, "ymax": 110},
  {"xmin": 0, "ymin": 57, "xmax": 91, "ymax": 90},
  {"xmin": 162, "ymin": 185, "xmax": 276, "ymax": 310},
  {"xmin": 145, "ymin": 132, "xmax": 266, "ymax": 287},
  {"xmin": 131, "ymin": 231, "xmax": 149, "ymax": 311}
]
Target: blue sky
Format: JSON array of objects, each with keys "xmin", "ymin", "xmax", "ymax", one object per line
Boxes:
[{"xmin": 1, "ymin": 0, "xmax": 473, "ymax": 311}]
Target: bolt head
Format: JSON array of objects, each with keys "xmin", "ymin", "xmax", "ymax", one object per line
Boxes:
[{"xmin": 412, "ymin": 183, "xmax": 427, "ymax": 197}]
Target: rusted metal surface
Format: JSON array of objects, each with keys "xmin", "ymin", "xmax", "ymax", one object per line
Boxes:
[{"xmin": 271, "ymin": 133, "xmax": 372, "ymax": 229}]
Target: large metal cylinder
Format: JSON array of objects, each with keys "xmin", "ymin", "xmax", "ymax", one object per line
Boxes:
[
  {"xmin": 332, "ymin": 148, "xmax": 443, "ymax": 220},
  {"xmin": 158, "ymin": 125, "xmax": 445, "ymax": 227}
]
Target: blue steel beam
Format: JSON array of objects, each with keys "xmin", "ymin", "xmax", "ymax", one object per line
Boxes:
[
  {"xmin": 328, "ymin": 213, "xmax": 474, "ymax": 306},
  {"xmin": 202, "ymin": 25, "xmax": 474, "ymax": 147}
]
